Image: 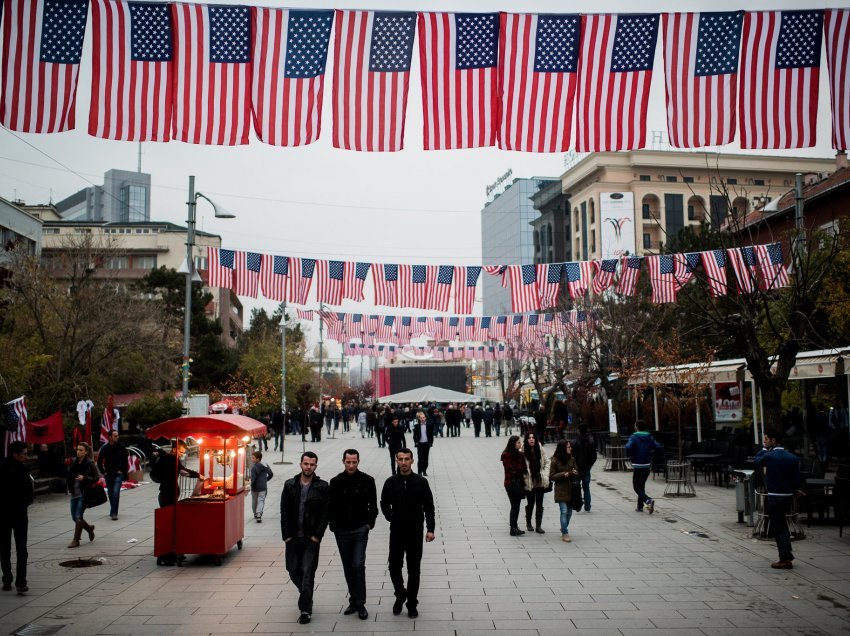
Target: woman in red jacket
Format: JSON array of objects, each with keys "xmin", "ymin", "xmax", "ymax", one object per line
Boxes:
[{"xmin": 500, "ymin": 436, "xmax": 527, "ymax": 536}]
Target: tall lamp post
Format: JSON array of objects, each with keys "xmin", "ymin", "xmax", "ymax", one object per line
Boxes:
[
  {"xmin": 275, "ymin": 302, "xmax": 292, "ymax": 464},
  {"xmin": 182, "ymin": 175, "xmax": 235, "ymax": 413}
]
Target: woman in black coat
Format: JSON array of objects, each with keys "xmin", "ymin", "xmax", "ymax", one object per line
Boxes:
[{"xmin": 66, "ymin": 443, "xmax": 99, "ymax": 548}]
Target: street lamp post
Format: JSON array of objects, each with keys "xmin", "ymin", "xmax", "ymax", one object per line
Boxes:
[
  {"xmin": 181, "ymin": 175, "xmax": 235, "ymax": 413},
  {"xmin": 275, "ymin": 302, "xmax": 292, "ymax": 465}
]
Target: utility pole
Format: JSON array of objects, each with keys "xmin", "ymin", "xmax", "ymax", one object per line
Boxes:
[{"xmin": 275, "ymin": 302, "xmax": 291, "ymax": 465}]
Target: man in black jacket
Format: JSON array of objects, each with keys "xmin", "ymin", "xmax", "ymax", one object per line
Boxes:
[
  {"xmin": 412, "ymin": 411, "xmax": 435, "ymax": 476},
  {"xmin": 380, "ymin": 448, "xmax": 436, "ymax": 619},
  {"xmin": 0, "ymin": 442, "xmax": 33, "ymax": 595},
  {"xmin": 280, "ymin": 451, "xmax": 329, "ymax": 624},
  {"xmin": 471, "ymin": 405, "xmax": 484, "ymax": 438},
  {"xmin": 328, "ymin": 449, "xmax": 377, "ymax": 620},
  {"xmin": 572, "ymin": 424, "xmax": 597, "ymax": 512},
  {"xmin": 98, "ymin": 430, "xmax": 128, "ymax": 520},
  {"xmin": 385, "ymin": 415, "xmax": 407, "ymax": 475}
]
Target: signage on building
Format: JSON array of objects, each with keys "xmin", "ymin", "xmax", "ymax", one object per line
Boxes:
[
  {"xmin": 485, "ymin": 169, "xmax": 513, "ymax": 201},
  {"xmin": 599, "ymin": 192, "xmax": 636, "ymax": 258},
  {"xmin": 713, "ymin": 382, "xmax": 743, "ymax": 423}
]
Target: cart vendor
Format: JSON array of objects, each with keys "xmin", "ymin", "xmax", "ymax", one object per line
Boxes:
[{"xmin": 155, "ymin": 441, "xmax": 202, "ymax": 508}]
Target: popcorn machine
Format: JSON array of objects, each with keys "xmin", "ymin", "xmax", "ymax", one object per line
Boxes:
[{"xmin": 145, "ymin": 415, "xmax": 266, "ymax": 566}]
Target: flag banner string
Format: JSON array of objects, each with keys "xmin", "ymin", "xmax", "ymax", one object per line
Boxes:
[{"xmin": 1, "ymin": 5, "xmax": 847, "ymax": 151}]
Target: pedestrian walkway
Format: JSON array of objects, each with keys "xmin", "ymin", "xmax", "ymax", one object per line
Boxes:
[{"xmin": 2, "ymin": 430, "xmax": 849, "ymax": 635}]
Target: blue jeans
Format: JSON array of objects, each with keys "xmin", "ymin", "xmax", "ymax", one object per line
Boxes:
[
  {"xmin": 334, "ymin": 525, "xmax": 370, "ymax": 607},
  {"xmin": 558, "ymin": 501, "xmax": 573, "ymax": 535},
  {"xmin": 70, "ymin": 496, "xmax": 86, "ymax": 522},
  {"xmin": 767, "ymin": 496, "xmax": 794, "ymax": 561},
  {"xmin": 105, "ymin": 474, "xmax": 123, "ymax": 518},
  {"xmin": 580, "ymin": 471, "xmax": 592, "ymax": 510}
]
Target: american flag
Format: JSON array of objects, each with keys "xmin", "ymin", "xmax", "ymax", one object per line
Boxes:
[
  {"xmin": 646, "ymin": 254, "xmax": 680, "ymax": 304},
  {"xmin": 433, "ymin": 316, "xmax": 445, "ymax": 339},
  {"xmin": 367, "ymin": 315, "xmax": 380, "ymax": 332},
  {"xmin": 292, "ymin": 257, "xmax": 316, "ymax": 304},
  {"xmin": 410, "ymin": 315, "xmax": 426, "ymax": 335},
  {"xmin": 447, "ymin": 316, "xmax": 460, "ymax": 340},
  {"xmin": 260, "ymin": 254, "xmax": 289, "ymax": 301},
  {"xmin": 343, "ymin": 262, "xmax": 371, "ymax": 301},
  {"xmin": 674, "ymin": 252, "xmax": 701, "ymax": 288},
  {"xmin": 385, "ymin": 345, "xmax": 396, "ymax": 360},
  {"xmin": 526, "ymin": 314, "xmax": 540, "ymax": 338},
  {"xmin": 315, "ymin": 260, "xmax": 345, "ymax": 305},
  {"xmin": 377, "ymin": 315, "xmax": 395, "ymax": 341},
  {"xmin": 575, "ymin": 13, "xmax": 659, "ymax": 151},
  {"xmin": 541, "ymin": 312, "xmax": 555, "ymax": 336},
  {"xmin": 592, "ymin": 258, "xmax": 618, "ymax": 294},
  {"xmin": 454, "ymin": 265, "xmax": 480, "ymax": 314},
  {"xmin": 332, "ymin": 10, "xmax": 416, "ymax": 152},
  {"xmin": 430, "ymin": 265, "xmax": 454, "ymax": 311},
  {"xmin": 89, "ymin": 0, "xmax": 173, "ymax": 141},
  {"xmin": 492, "ymin": 315, "xmax": 507, "ymax": 340},
  {"xmin": 700, "ymin": 249, "xmax": 728, "ymax": 297},
  {"xmin": 483, "ymin": 264, "xmax": 508, "ymax": 287},
  {"xmin": 498, "ymin": 13, "xmax": 579, "ymax": 152},
  {"xmin": 825, "ymin": 9, "xmax": 850, "ymax": 150},
  {"xmin": 418, "ymin": 12, "xmax": 498, "ymax": 149},
  {"xmin": 251, "ymin": 8, "xmax": 332, "ymax": 146},
  {"xmin": 739, "ymin": 10, "xmax": 823, "ymax": 149},
  {"xmin": 538, "ymin": 263, "xmax": 563, "ymax": 308},
  {"xmin": 564, "ymin": 261, "xmax": 593, "ymax": 299},
  {"xmin": 4, "ymin": 396, "xmax": 27, "ymax": 449},
  {"xmin": 727, "ymin": 246, "xmax": 759, "ymax": 293},
  {"xmin": 172, "ymin": 3, "xmax": 251, "ymax": 145},
  {"xmin": 479, "ymin": 316, "xmax": 492, "ymax": 340},
  {"xmin": 756, "ymin": 242, "xmax": 790, "ymax": 290},
  {"xmin": 235, "ymin": 251, "xmax": 261, "ymax": 298},
  {"xmin": 460, "ymin": 317, "xmax": 476, "ymax": 341},
  {"xmin": 296, "ymin": 309, "xmax": 314, "ymax": 320},
  {"xmin": 207, "ymin": 247, "xmax": 235, "ymax": 289},
  {"xmin": 662, "ymin": 12, "xmax": 743, "ymax": 148},
  {"xmin": 99, "ymin": 406, "xmax": 116, "ymax": 445},
  {"xmin": 510, "ymin": 314, "xmax": 525, "ymax": 338},
  {"xmin": 373, "ymin": 264, "xmax": 399, "ymax": 306},
  {"xmin": 1, "ymin": 0, "xmax": 88, "ymax": 132},
  {"xmin": 616, "ymin": 256, "xmax": 643, "ymax": 296},
  {"xmin": 508, "ymin": 264, "xmax": 540, "ymax": 313},
  {"xmin": 399, "ymin": 265, "xmax": 433, "ymax": 309}
]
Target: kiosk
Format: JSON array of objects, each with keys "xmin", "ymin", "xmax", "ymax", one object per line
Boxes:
[{"xmin": 146, "ymin": 415, "xmax": 266, "ymax": 566}]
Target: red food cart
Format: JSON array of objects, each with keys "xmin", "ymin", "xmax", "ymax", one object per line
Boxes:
[{"xmin": 145, "ymin": 415, "xmax": 266, "ymax": 566}]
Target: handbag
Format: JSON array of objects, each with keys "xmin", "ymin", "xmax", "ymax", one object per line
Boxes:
[
  {"xmin": 569, "ymin": 478, "xmax": 584, "ymax": 511},
  {"xmin": 83, "ymin": 483, "xmax": 107, "ymax": 508},
  {"xmin": 543, "ymin": 479, "xmax": 554, "ymax": 493}
]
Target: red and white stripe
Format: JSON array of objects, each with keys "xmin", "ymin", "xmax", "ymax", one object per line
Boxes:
[
  {"xmin": 171, "ymin": 2, "xmax": 252, "ymax": 145},
  {"xmin": 206, "ymin": 247, "xmax": 233, "ymax": 289},
  {"xmin": 825, "ymin": 9, "xmax": 850, "ymax": 151},
  {"xmin": 371, "ymin": 265, "xmax": 398, "ymax": 307},
  {"xmin": 259, "ymin": 254, "xmax": 288, "ymax": 301},
  {"xmin": 234, "ymin": 251, "xmax": 259, "ymax": 298},
  {"xmin": 315, "ymin": 260, "xmax": 344, "ymax": 305}
]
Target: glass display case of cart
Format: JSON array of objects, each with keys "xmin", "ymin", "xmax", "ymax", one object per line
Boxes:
[{"xmin": 185, "ymin": 435, "xmax": 251, "ymax": 501}]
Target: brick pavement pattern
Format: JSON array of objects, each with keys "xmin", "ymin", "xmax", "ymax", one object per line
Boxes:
[{"xmin": 1, "ymin": 431, "xmax": 849, "ymax": 635}]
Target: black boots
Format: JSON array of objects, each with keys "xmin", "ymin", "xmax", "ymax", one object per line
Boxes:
[
  {"xmin": 535, "ymin": 507, "xmax": 545, "ymax": 534},
  {"xmin": 510, "ymin": 527, "xmax": 526, "ymax": 536},
  {"xmin": 525, "ymin": 506, "xmax": 534, "ymax": 532}
]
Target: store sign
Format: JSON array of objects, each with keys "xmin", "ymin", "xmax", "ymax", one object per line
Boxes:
[
  {"xmin": 713, "ymin": 381, "xmax": 743, "ymax": 422},
  {"xmin": 486, "ymin": 169, "xmax": 513, "ymax": 200},
  {"xmin": 599, "ymin": 192, "xmax": 636, "ymax": 258}
]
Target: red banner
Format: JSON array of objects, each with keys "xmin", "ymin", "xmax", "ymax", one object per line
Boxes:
[{"xmin": 27, "ymin": 411, "xmax": 65, "ymax": 445}]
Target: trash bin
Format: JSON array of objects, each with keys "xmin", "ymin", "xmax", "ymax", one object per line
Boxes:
[{"xmin": 733, "ymin": 469, "xmax": 754, "ymax": 526}]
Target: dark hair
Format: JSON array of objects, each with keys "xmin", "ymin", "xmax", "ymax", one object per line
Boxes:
[
  {"xmin": 7, "ymin": 441, "xmax": 26, "ymax": 456},
  {"xmin": 503, "ymin": 435, "xmax": 521, "ymax": 455},
  {"xmin": 552, "ymin": 440, "xmax": 572, "ymax": 464},
  {"xmin": 395, "ymin": 447, "xmax": 413, "ymax": 459},
  {"xmin": 635, "ymin": 419, "xmax": 646, "ymax": 432},
  {"xmin": 523, "ymin": 432, "xmax": 541, "ymax": 462},
  {"xmin": 765, "ymin": 428, "xmax": 783, "ymax": 443},
  {"xmin": 578, "ymin": 424, "xmax": 588, "ymax": 435},
  {"xmin": 342, "ymin": 449, "xmax": 360, "ymax": 460},
  {"xmin": 300, "ymin": 451, "xmax": 318, "ymax": 462},
  {"xmin": 253, "ymin": 451, "xmax": 262, "ymax": 460}
]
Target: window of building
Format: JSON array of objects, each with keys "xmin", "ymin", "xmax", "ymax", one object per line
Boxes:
[
  {"xmin": 133, "ymin": 255, "xmax": 156, "ymax": 269},
  {"xmin": 665, "ymin": 175, "xmax": 677, "ymax": 182},
  {"xmin": 590, "ymin": 230, "xmax": 596, "ymax": 253},
  {"xmin": 754, "ymin": 179, "xmax": 765, "ymax": 186},
  {"xmin": 104, "ymin": 256, "xmax": 129, "ymax": 269},
  {"xmin": 121, "ymin": 184, "xmax": 147, "ymax": 223},
  {"xmin": 194, "ymin": 256, "xmax": 208, "ymax": 271},
  {"xmin": 639, "ymin": 174, "xmax": 651, "ymax": 181},
  {"xmin": 75, "ymin": 228, "xmax": 92, "ymax": 234},
  {"xmin": 643, "ymin": 233, "xmax": 651, "ymax": 249},
  {"xmin": 44, "ymin": 228, "xmax": 60, "ymax": 235},
  {"xmin": 687, "ymin": 205, "xmax": 695, "ymax": 220},
  {"xmin": 683, "ymin": 176, "xmax": 694, "ymax": 183},
  {"xmin": 727, "ymin": 178, "xmax": 737, "ymax": 185},
  {"xmin": 642, "ymin": 203, "xmax": 651, "ymax": 219}
]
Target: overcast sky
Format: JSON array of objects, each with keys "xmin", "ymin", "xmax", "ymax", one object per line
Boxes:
[{"xmin": 1, "ymin": 0, "xmax": 844, "ymax": 357}]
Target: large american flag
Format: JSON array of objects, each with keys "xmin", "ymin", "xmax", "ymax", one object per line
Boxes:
[
  {"xmin": 491, "ymin": 314, "xmax": 507, "ymax": 340},
  {"xmin": 431, "ymin": 265, "xmax": 454, "ymax": 311},
  {"xmin": 377, "ymin": 315, "xmax": 395, "ymax": 341},
  {"xmin": 251, "ymin": 8, "xmax": 332, "ymax": 146},
  {"xmin": 674, "ymin": 252, "xmax": 701, "ymax": 289},
  {"xmin": 296, "ymin": 309, "xmax": 314, "ymax": 320},
  {"xmin": 399, "ymin": 265, "xmax": 433, "ymax": 309},
  {"xmin": 1, "ymin": 0, "xmax": 88, "ymax": 132},
  {"xmin": 332, "ymin": 10, "xmax": 416, "ymax": 152},
  {"xmin": 291, "ymin": 257, "xmax": 316, "ymax": 304},
  {"xmin": 418, "ymin": 12, "xmax": 498, "ymax": 150},
  {"xmin": 172, "ymin": 3, "xmax": 251, "ymax": 145},
  {"xmin": 538, "ymin": 263, "xmax": 563, "ymax": 308},
  {"xmin": 662, "ymin": 11, "xmax": 743, "ymax": 148},
  {"xmin": 372, "ymin": 263, "xmax": 398, "ymax": 307},
  {"xmin": 755, "ymin": 242, "xmax": 790, "ymax": 291},
  {"xmin": 739, "ymin": 10, "xmax": 823, "ymax": 149},
  {"xmin": 564, "ymin": 261, "xmax": 593, "ymax": 299},
  {"xmin": 575, "ymin": 13, "xmax": 659, "ymax": 152},
  {"xmin": 508, "ymin": 264, "xmax": 540, "ymax": 313},
  {"xmin": 99, "ymin": 405, "xmax": 116, "ymax": 445},
  {"xmin": 825, "ymin": 9, "xmax": 850, "ymax": 150},
  {"xmin": 343, "ymin": 262, "xmax": 371, "ymax": 301},
  {"xmin": 591, "ymin": 258, "xmax": 618, "ymax": 295},
  {"xmin": 454, "ymin": 265, "xmax": 480, "ymax": 314},
  {"xmin": 89, "ymin": 0, "xmax": 173, "ymax": 141},
  {"xmin": 4, "ymin": 396, "xmax": 27, "ymax": 449},
  {"xmin": 207, "ymin": 247, "xmax": 235, "ymax": 289},
  {"xmin": 700, "ymin": 249, "xmax": 728, "ymax": 297},
  {"xmin": 727, "ymin": 246, "xmax": 759, "ymax": 293},
  {"xmin": 315, "ymin": 259, "xmax": 345, "ymax": 305},
  {"xmin": 616, "ymin": 255, "xmax": 642, "ymax": 296},
  {"xmin": 646, "ymin": 254, "xmax": 680, "ymax": 304},
  {"xmin": 498, "ymin": 13, "xmax": 579, "ymax": 152},
  {"xmin": 260, "ymin": 254, "xmax": 288, "ymax": 301},
  {"xmin": 235, "ymin": 251, "xmax": 262, "ymax": 298}
]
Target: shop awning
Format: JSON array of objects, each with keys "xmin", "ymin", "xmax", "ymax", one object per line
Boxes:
[
  {"xmin": 377, "ymin": 385, "xmax": 483, "ymax": 404},
  {"xmin": 627, "ymin": 359, "xmax": 746, "ymax": 386},
  {"xmin": 145, "ymin": 414, "xmax": 266, "ymax": 440},
  {"xmin": 742, "ymin": 348, "xmax": 850, "ymax": 381}
]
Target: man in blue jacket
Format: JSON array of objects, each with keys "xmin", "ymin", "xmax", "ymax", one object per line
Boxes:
[
  {"xmin": 754, "ymin": 428, "xmax": 802, "ymax": 569},
  {"xmin": 625, "ymin": 420, "xmax": 662, "ymax": 514}
]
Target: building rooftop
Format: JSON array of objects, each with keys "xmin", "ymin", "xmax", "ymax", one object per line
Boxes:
[{"xmin": 42, "ymin": 219, "xmax": 221, "ymax": 239}]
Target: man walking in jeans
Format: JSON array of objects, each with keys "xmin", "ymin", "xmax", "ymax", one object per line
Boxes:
[
  {"xmin": 572, "ymin": 424, "xmax": 597, "ymax": 512},
  {"xmin": 625, "ymin": 420, "xmax": 662, "ymax": 514},
  {"xmin": 280, "ymin": 452, "xmax": 329, "ymax": 624},
  {"xmin": 380, "ymin": 448, "xmax": 435, "ymax": 618},
  {"xmin": 754, "ymin": 428, "xmax": 802, "ymax": 569},
  {"xmin": 328, "ymin": 449, "xmax": 377, "ymax": 620},
  {"xmin": 97, "ymin": 430, "xmax": 128, "ymax": 520}
]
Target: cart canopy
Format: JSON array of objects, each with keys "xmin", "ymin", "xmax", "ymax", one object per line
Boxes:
[{"xmin": 145, "ymin": 414, "xmax": 266, "ymax": 440}]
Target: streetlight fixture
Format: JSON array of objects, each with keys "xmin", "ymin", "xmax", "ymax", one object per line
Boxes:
[{"xmin": 181, "ymin": 175, "xmax": 236, "ymax": 413}]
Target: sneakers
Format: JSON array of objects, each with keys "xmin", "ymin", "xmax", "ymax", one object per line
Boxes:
[
  {"xmin": 561, "ymin": 534, "xmax": 571, "ymax": 543},
  {"xmin": 298, "ymin": 612, "xmax": 311, "ymax": 624},
  {"xmin": 771, "ymin": 560, "xmax": 794, "ymax": 569},
  {"xmin": 647, "ymin": 499, "xmax": 655, "ymax": 515}
]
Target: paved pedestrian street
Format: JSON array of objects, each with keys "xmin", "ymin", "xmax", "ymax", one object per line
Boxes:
[{"xmin": 3, "ymin": 431, "xmax": 850, "ymax": 635}]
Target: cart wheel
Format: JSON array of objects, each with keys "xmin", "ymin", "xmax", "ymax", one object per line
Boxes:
[
  {"xmin": 156, "ymin": 557, "xmax": 164, "ymax": 566},
  {"xmin": 214, "ymin": 555, "xmax": 222, "ymax": 566},
  {"xmin": 237, "ymin": 540, "xmax": 243, "ymax": 550}
]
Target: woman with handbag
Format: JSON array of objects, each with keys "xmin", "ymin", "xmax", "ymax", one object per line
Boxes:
[
  {"xmin": 66, "ymin": 443, "xmax": 100, "ymax": 548},
  {"xmin": 500, "ymin": 436, "xmax": 527, "ymax": 536},
  {"xmin": 549, "ymin": 440, "xmax": 579, "ymax": 543},
  {"xmin": 522, "ymin": 432, "xmax": 551, "ymax": 534}
]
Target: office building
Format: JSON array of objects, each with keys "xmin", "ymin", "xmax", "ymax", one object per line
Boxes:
[{"xmin": 55, "ymin": 168, "xmax": 151, "ymax": 223}]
